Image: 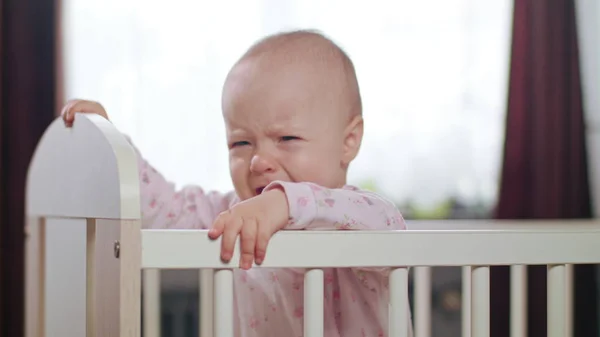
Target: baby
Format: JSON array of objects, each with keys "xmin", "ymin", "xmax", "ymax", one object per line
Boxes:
[{"xmin": 62, "ymin": 30, "xmax": 410, "ymax": 337}]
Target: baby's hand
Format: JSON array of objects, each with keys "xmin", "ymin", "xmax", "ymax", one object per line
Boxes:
[
  {"xmin": 208, "ymin": 188, "xmax": 289, "ymax": 269},
  {"xmin": 61, "ymin": 99, "xmax": 109, "ymax": 127}
]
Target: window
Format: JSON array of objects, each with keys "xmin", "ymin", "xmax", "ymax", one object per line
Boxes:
[{"xmin": 62, "ymin": 0, "xmax": 513, "ymax": 216}]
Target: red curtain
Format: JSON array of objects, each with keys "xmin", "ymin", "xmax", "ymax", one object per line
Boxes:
[
  {"xmin": 492, "ymin": 0, "xmax": 597, "ymax": 336},
  {"xmin": 0, "ymin": 0, "xmax": 58, "ymax": 335}
]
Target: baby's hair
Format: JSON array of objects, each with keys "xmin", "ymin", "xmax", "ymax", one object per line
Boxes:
[{"xmin": 238, "ymin": 29, "xmax": 363, "ymax": 117}]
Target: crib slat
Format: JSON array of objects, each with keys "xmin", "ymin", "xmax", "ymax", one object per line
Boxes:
[
  {"xmin": 214, "ymin": 269, "xmax": 234, "ymax": 337},
  {"xmin": 565, "ymin": 264, "xmax": 573, "ymax": 337},
  {"xmin": 471, "ymin": 266, "xmax": 489, "ymax": 337},
  {"xmin": 25, "ymin": 218, "xmax": 45, "ymax": 337},
  {"xmin": 304, "ymin": 269, "xmax": 324, "ymax": 337},
  {"xmin": 510, "ymin": 265, "xmax": 527, "ymax": 337},
  {"xmin": 142, "ymin": 269, "xmax": 161, "ymax": 337},
  {"xmin": 548, "ymin": 264, "xmax": 566, "ymax": 337},
  {"xmin": 462, "ymin": 266, "xmax": 471, "ymax": 337},
  {"xmin": 87, "ymin": 220, "xmax": 97, "ymax": 337},
  {"xmin": 389, "ymin": 267, "xmax": 410, "ymax": 337},
  {"xmin": 45, "ymin": 218, "xmax": 87, "ymax": 337},
  {"xmin": 414, "ymin": 267, "xmax": 431, "ymax": 337},
  {"xmin": 200, "ymin": 269, "xmax": 215, "ymax": 337}
]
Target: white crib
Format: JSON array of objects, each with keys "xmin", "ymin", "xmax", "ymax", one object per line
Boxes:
[{"xmin": 24, "ymin": 114, "xmax": 600, "ymax": 337}]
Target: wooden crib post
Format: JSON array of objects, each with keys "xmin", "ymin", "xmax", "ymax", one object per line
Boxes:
[
  {"xmin": 119, "ymin": 219, "xmax": 142, "ymax": 337},
  {"xmin": 88, "ymin": 218, "xmax": 142, "ymax": 337}
]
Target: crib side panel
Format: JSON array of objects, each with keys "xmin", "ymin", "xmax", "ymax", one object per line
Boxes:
[
  {"xmin": 25, "ymin": 217, "xmax": 141, "ymax": 337},
  {"xmin": 25, "ymin": 114, "xmax": 142, "ymax": 337},
  {"xmin": 26, "ymin": 113, "xmax": 140, "ymax": 220}
]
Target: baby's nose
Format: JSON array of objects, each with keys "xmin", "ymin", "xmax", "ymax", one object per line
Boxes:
[{"xmin": 250, "ymin": 154, "xmax": 276, "ymax": 174}]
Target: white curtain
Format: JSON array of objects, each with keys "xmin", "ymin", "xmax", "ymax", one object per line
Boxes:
[
  {"xmin": 576, "ymin": 0, "xmax": 600, "ymax": 216},
  {"xmin": 62, "ymin": 0, "xmax": 513, "ymax": 210}
]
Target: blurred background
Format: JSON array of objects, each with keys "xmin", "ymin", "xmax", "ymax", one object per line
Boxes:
[{"xmin": 1, "ymin": 0, "xmax": 599, "ymax": 336}]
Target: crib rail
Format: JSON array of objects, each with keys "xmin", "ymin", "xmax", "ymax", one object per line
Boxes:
[
  {"xmin": 141, "ymin": 224, "xmax": 600, "ymax": 268},
  {"xmin": 141, "ymin": 223, "xmax": 599, "ymax": 337}
]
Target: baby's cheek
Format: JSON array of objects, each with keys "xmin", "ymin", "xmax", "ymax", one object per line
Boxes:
[
  {"xmin": 230, "ymin": 155, "xmax": 247, "ymax": 172},
  {"xmin": 286, "ymin": 156, "xmax": 334, "ymax": 185},
  {"xmin": 229, "ymin": 156, "xmax": 249, "ymax": 188}
]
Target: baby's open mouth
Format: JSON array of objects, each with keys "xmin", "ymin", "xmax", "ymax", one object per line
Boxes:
[{"xmin": 255, "ymin": 187, "xmax": 265, "ymax": 195}]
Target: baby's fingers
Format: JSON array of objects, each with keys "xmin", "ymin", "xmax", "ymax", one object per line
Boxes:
[
  {"xmin": 220, "ymin": 216, "xmax": 243, "ymax": 263},
  {"xmin": 240, "ymin": 218, "xmax": 257, "ymax": 270},
  {"xmin": 61, "ymin": 100, "xmax": 79, "ymax": 126},
  {"xmin": 209, "ymin": 211, "xmax": 232, "ymax": 261},
  {"xmin": 254, "ymin": 226, "xmax": 271, "ymax": 265},
  {"xmin": 61, "ymin": 99, "xmax": 108, "ymax": 127},
  {"xmin": 208, "ymin": 211, "xmax": 228, "ymax": 239}
]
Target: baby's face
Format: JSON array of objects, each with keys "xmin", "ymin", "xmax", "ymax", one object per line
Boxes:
[{"xmin": 221, "ymin": 59, "xmax": 360, "ymax": 201}]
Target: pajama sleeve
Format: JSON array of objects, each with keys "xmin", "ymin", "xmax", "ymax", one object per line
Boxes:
[
  {"xmin": 263, "ymin": 181, "xmax": 406, "ymax": 231},
  {"xmin": 263, "ymin": 181, "xmax": 406, "ymax": 276},
  {"xmin": 125, "ymin": 136, "xmax": 238, "ymax": 230}
]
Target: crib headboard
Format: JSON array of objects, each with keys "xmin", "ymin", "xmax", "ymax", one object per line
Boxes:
[{"xmin": 25, "ymin": 114, "xmax": 142, "ymax": 337}]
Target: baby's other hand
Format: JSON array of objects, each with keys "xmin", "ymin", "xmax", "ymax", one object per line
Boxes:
[
  {"xmin": 208, "ymin": 189, "xmax": 289, "ymax": 269},
  {"xmin": 61, "ymin": 99, "xmax": 109, "ymax": 127}
]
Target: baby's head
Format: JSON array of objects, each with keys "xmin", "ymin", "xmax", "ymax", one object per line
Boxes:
[{"xmin": 221, "ymin": 30, "xmax": 363, "ymax": 200}]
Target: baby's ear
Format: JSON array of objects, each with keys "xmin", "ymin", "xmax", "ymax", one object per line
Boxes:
[{"xmin": 341, "ymin": 114, "xmax": 364, "ymax": 167}]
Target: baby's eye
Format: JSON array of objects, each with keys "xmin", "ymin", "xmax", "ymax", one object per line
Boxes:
[
  {"xmin": 280, "ymin": 136, "xmax": 299, "ymax": 142},
  {"xmin": 231, "ymin": 141, "xmax": 250, "ymax": 148}
]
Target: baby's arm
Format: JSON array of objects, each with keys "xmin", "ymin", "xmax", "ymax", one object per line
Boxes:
[
  {"xmin": 60, "ymin": 98, "xmax": 236, "ymax": 230},
  {"xmin": 128, "ymin": 139, "xmax": 237, "ymax": 230},
  {"xmin": 263, "ymin": 181, "xmax": 406, "ymax": 231},
  {"xmin": 264, "ymin": 181, "xmax": 405, "ymax": 276}
]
